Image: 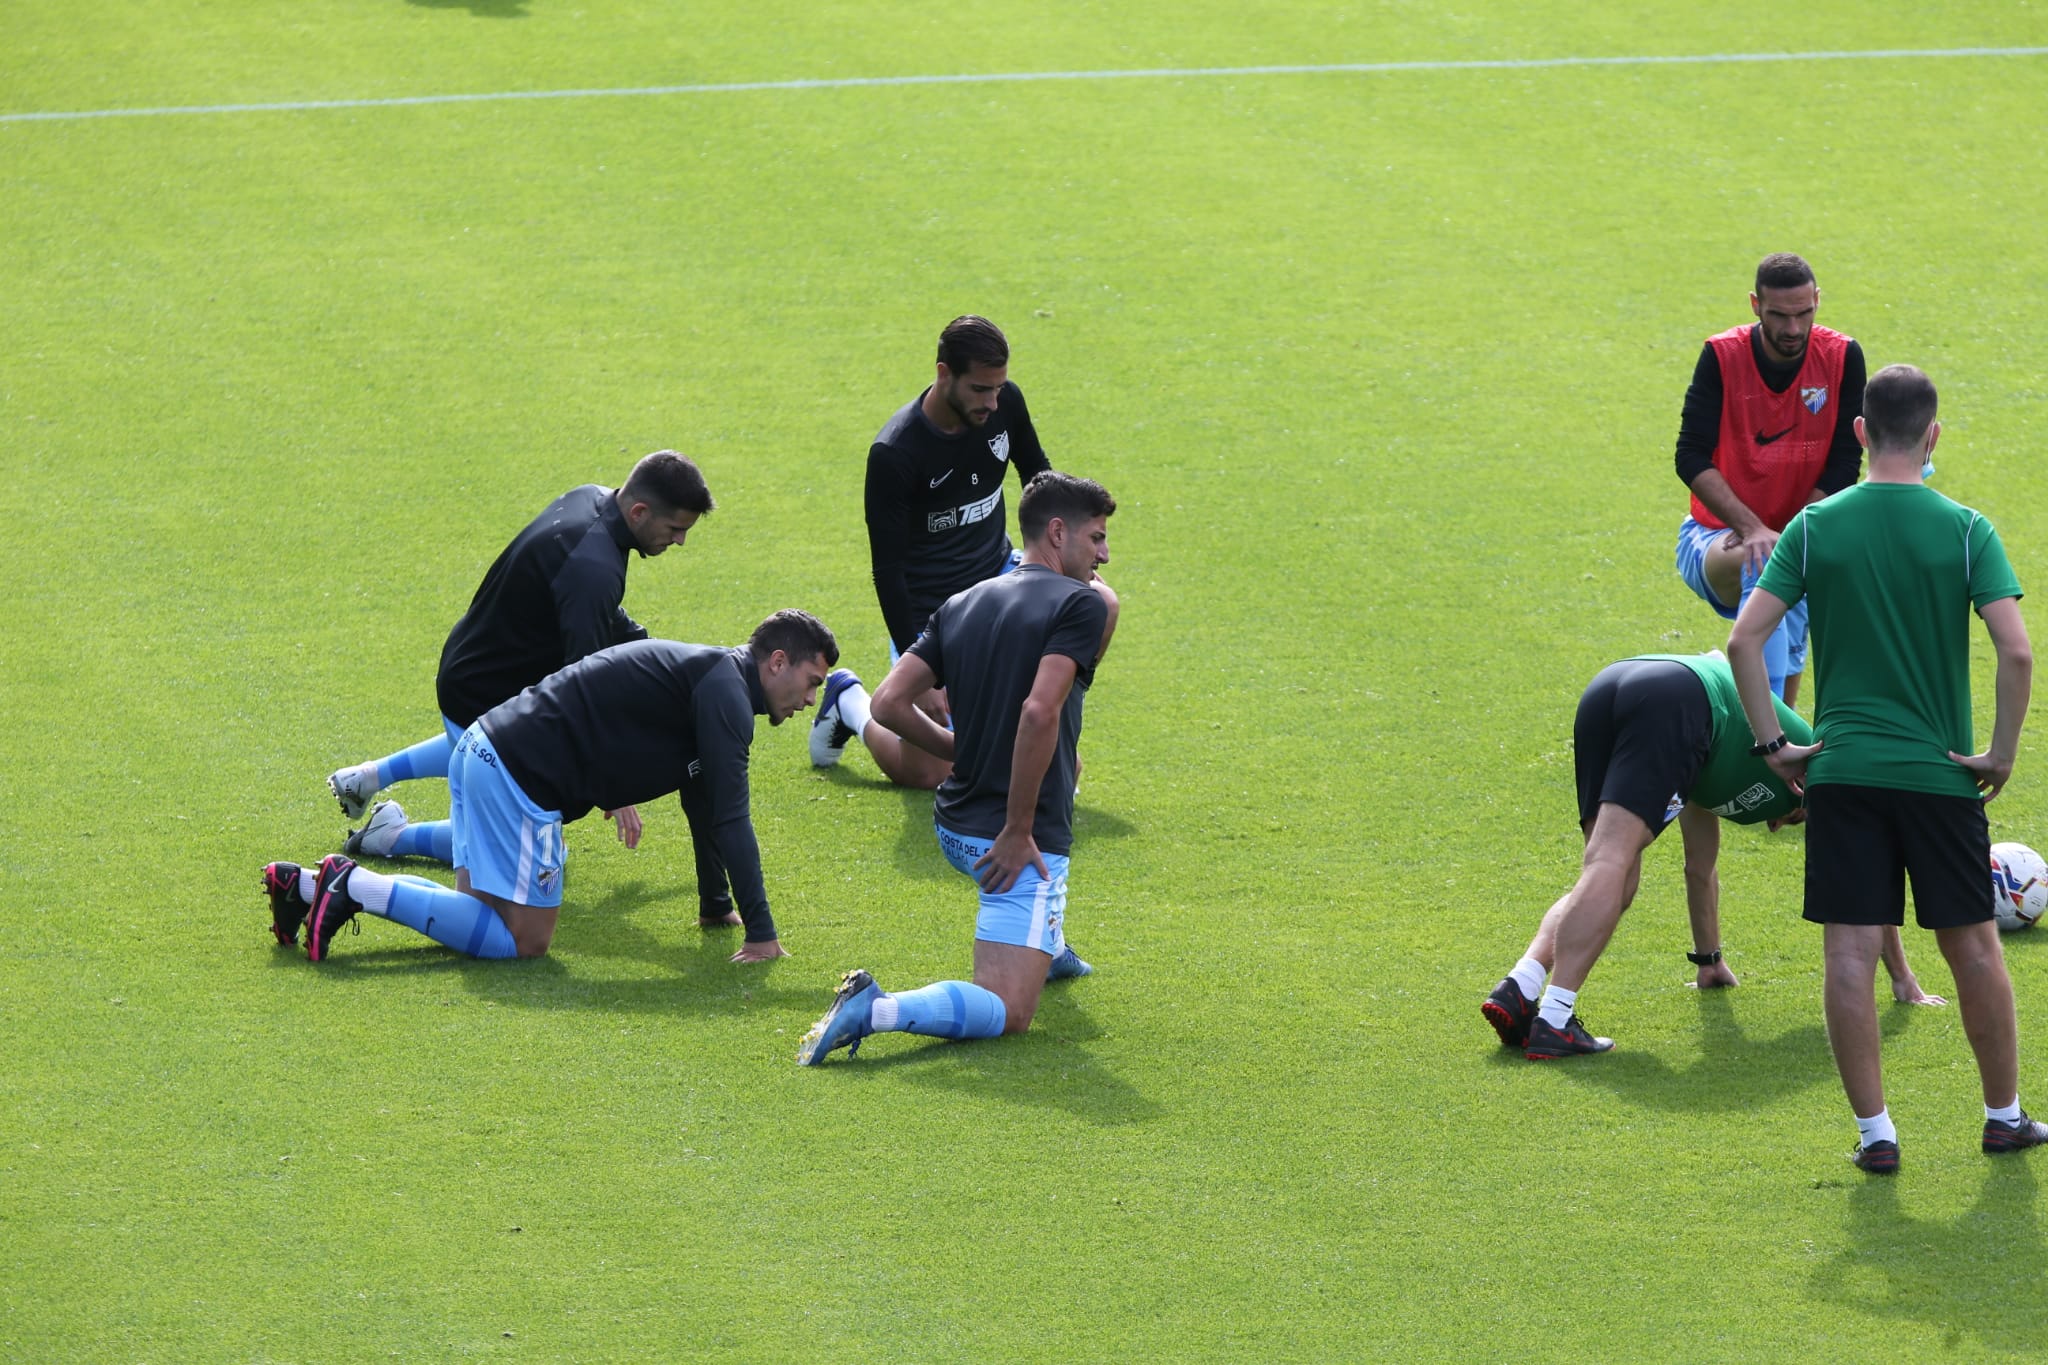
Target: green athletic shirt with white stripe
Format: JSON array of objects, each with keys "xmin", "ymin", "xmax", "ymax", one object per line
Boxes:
[
  {"xmin": 1639, "ymin": 653, "xmax": 1811, "ymax": 824},
  {"xmin": 1755, "ymin": 481, "xmax": 2022, "ymax": 798}
]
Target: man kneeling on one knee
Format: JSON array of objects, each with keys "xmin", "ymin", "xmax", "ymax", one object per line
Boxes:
[{"xmin": 261, "ymin": 611, "xmax": 837, "ymax": 965}]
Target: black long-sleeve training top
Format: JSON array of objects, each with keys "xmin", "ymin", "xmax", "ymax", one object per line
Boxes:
[
  {"xmin": 437, "ymin": 485, "xmax": 649, "ymax": 729},
  {"xmin": 480, "ymin": 640, "xmax": 778, "ymax": 942}
]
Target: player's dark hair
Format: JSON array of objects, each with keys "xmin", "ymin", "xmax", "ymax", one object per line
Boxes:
[
  {"xmin": 748, "ymin": 609, "xmax": 839, "ymax": 667},
  {"xmin": 1019, "ymin": 470, "xmax": 1116, "ymax": 542},
  {"xmin": 936, "ymin": 315, "xmax": 1009, "ymax": 375},
  {"xmin": 622, "ymin": 450, "xmax": 715, "ymax": 515},
  {"xmin": 1754, "ymin": 252, "xmax": 1816, "ymax": 295},
  {"xmin": 1862, "ymin": 364, "xmax": 1939, "ymax": 453}
]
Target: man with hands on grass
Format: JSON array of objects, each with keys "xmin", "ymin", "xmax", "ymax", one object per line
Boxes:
[
  {"xmin": 263, "ymin": 611, "xmax": 838, "ymax": 966},
  {"xmin": 1480, "ymin": 650, "xmax": 1941, "ymax": 1062},
  {"xmin": 797, "ymin": 472, "xmax": 1117, "ymax": 1064},
  {"xmin": 1729, "ymin": 362, "xmax": 2042, "ymax": 1174}
]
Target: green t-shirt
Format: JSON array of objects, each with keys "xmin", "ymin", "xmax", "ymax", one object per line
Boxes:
[
  {"xmin": 1755, "ymin": 482, "xmax": 2021, "ymax": 798},
  {"xmin": 1640, "ymin": 653, "xmax": 1810, "ymax": 824}
]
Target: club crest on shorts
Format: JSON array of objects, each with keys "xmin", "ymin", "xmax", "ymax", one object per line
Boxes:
[
  {"xmin": 1801, "ymin": 385, "xmax": 1829, "ymax": 414},
  {"xmin": 1663, "ymin": 792, "xmax": 1685, "ymax": 825},
  {"xmin": 988, "ymin": 430, "xmax": 1011, "ymax": 463},
  {"xmin": 538, "ymin": 866, "xmax": 559, "ymax": 891}
]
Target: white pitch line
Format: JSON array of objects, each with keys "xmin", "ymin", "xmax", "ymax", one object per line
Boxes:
[{"xmin": 2, "ymin": 46, "xmax": 2044, "ymax": 125}]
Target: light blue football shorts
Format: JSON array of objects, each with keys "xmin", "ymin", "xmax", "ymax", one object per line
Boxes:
[
  {"xmin": 936, "ymin": 823, "xmax": 1069, "ymax": 957},
  {"xmin": 442, "ymin": 714, "xmax": 465, "ymax": 745},
  {"xmin": 1673, "ymin": 517, "xmax": 1810, "ymax": 675},
  {"xmin": 448, "ymin": 723, "xmax": 565, "ymax": 908}
]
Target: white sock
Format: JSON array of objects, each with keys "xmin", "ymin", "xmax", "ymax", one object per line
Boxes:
[
  {"xmin": 1856, "ymin": 1108, "xmax": 1897, "ymax": 1146},
  {"xmin": 298, "ymin": 869, "xmax": 317, "ymax": 900},
  {"xmin": 345, "ymin": 866, "xmax": 392, "ymax": 914},
  {"xmin": 1988, "ymin": 1098, "xmax": 2023, "ymax": 1124},
  {"xmin": 1537, "ymin": 984, "xmax": 1577, "ymax": 1029},
  {"xmin": 839, "ymin": 683, "xmax": 873, "ymax": 737},
  {"xmin": 869, "ymin": 994, "xmax": 899, "ymax": 1031},
  {"xmin": 1510, "ymin": 956, "xmax": 1547, "ymax": 1002}
]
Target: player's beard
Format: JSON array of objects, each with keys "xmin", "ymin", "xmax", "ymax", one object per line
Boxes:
[{"xmin": 943, "ymin": 382, "xmax": 989, "ymax": 427}]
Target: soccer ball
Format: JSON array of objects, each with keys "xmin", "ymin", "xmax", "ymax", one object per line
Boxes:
[{"xmin": 1990, "ymin": 842, "xmax": 2048, "ymax": 932}]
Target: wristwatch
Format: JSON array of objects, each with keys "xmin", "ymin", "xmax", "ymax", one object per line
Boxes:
[
  {"xmin": 1687, "ymin": 949, "xmax": 1723, "ymax": 967},
  {"xmin": 1749, "ymin": 734, "xmax": 1788, "ymax": 757}
]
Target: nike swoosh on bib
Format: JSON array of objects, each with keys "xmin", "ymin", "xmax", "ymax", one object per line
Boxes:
[{"xmin": 1755, "ymin": 426, "xmax": 1794, "ymax": 446}]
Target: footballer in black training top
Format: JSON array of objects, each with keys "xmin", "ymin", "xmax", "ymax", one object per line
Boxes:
[{"xmin": 863, "ymin": 317, "xmax": 1052, "ymax": 655}]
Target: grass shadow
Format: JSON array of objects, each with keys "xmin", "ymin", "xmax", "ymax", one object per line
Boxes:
[
  {"xmin": 404, "ymin": 0, "xmax": 530, "ymax": 16},
  {"xmin": 1492, "ymin": 990, "xmax": 1836, "ymax": 1109},
  {"xmin": 807, "ymin": 991, "xmax": 1159, "ymax": 1126},
  {"xmin": 1807, "ymin": 1157, "xmax": 2048, "ymax": 1353},
  {"xmin": 269, "ymin": 877, "xmax": 819, "ymax": 1016},
  {"xmin": 1492, "ymin": 988, "xmax": 1951, "ymax": 1111}
]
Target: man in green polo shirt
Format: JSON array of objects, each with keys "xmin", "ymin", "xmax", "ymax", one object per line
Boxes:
[
  {"xmin": 1730, "ymin": 362, "xmax": 2039, "ymax": 1174},
  {"xmin": 1479, "ymin": 651, "xmax": 1940, "ymax": 1062}
]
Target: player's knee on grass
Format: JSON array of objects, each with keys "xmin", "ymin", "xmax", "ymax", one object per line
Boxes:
[
  {"xmin": 1090, "ymin": 576, "xmax": 1120, "ymax": 660},
  {"xmin": 500, "ymin": 903, "xmax": 558, "ymax": 957},
  {"xmin": 456, "ymin": 869, "xmax": 556, "ymax": 957},
  {"xmin": 972, "ymin": 940, "xmax": 1053, "ymax": 1034}
]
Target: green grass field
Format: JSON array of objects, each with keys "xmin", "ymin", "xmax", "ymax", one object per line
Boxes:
[{"xmin": 7, "ymin": 4, "xmax": 2048, "ymax": 1360}]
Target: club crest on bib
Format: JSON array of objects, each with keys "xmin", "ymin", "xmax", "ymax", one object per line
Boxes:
[
  {"xmin": 1801, "ymin": 385, "xmax": 1829, "ymax": 414},
  {"xmin": 988, "ymin": 431, "xmax": 1011, "ymax": 463}
]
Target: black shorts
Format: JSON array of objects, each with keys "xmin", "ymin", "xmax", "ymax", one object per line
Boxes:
[
  {"xmin": 1803, "ymin": 782, "xmax": 1993, "ymax": 929},
  {"xmin": 1573, "ymin": 659, "xmax": 1713, "ymax": 835}
]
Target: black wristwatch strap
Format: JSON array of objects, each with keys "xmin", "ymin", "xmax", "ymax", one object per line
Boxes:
[
  {"xmin": 1749, "ymin": 734, "xmax": 1788, "ymax": 757},
  {"xmin": 1687, "ymin": 949, "xmax": 1723, "ymax": 967}
]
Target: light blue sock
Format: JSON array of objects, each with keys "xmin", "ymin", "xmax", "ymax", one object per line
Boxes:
[
  {"xmin": 376, "ymin": 733, "xmax": 455, "ymax": 788},
  {"xmin": 1737, "ymin": 575, "xmax": 1790, "ymax": 699},
  {"xmin": 389, "ymin": 820, "xmax": 454, "ymax": 865},
  {"xmin": 354, "ymin": 870, "xmax": 518, "ymax": 958},
  {"xmin": 872, "ymin": 981, "xmax": 1006, "ymax": 1039}
]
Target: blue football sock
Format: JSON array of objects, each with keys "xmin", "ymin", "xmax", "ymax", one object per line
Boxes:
[
  {"xmin": 875, "ymin": 981, "xmax": 1006, "ymax": 1039},
  {"xmin": 354, "ymin": 869, "xmax": 518, "ymax": 959},
  {"xmin": 375, "ymin": 733, "xmax": 455, "ymax": 788},
  {"xmin": 389, "ymin": 820, "xmax": 454, "ymax": 865},
  {"xmin": 1737, "ymin": 575, "xmax": 1790, "ymax": 698}
]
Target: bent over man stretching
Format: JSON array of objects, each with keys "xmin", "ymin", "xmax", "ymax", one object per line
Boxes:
[{"xmin": 265, "ymin": 611, "xmax": 836, "ymax": 965}]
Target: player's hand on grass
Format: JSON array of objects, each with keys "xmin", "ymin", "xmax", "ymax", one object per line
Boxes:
[
  {"xmin": 974, "ymin": 827, "xmax": 1047, "ymax": 894},
  {"xmin": 1764, "ymin": 739, "xmax": 1822, "ymax": 794},
  {"xmin": 1949, "ymin": 749, "xmax": 2016, "ymax": 801},
  {"xmin": 1692, "ymin": 961, "xmax": 1740, "ymax": 990},
  {"xmin": 1891, "ymin": 974, "xmax": 1947, "ymax": 1007},
  {"xmin": 730, "ymin": 938, "xmax": 788, "ymax": 963},
  {"xmin": 605, "ymin": 804, "xmax": 643, "ymax": 848}
]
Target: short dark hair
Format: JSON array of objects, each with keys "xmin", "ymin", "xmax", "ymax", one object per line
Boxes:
[
  {"xmin": 1755, "ymin": 252, "xmax": 1816, "ymax": 295},
  {"xmin": 622, "ymin": 450, "xmax": 715, "ymax": 515},
  {"xmin": 1862, "ymin": 364, "xmax": 1939, "ymax": 453},
  {"xmin": 747, "ymin": 609, "xmax": 838, "ymax": 667},
  {"xmin": 936, "ymin": 315, "xmax": 1008, "ymax": 375},
  {"xmin": 1019, "ymin": 470, "xmax": 1116, "ymax": 542}
]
